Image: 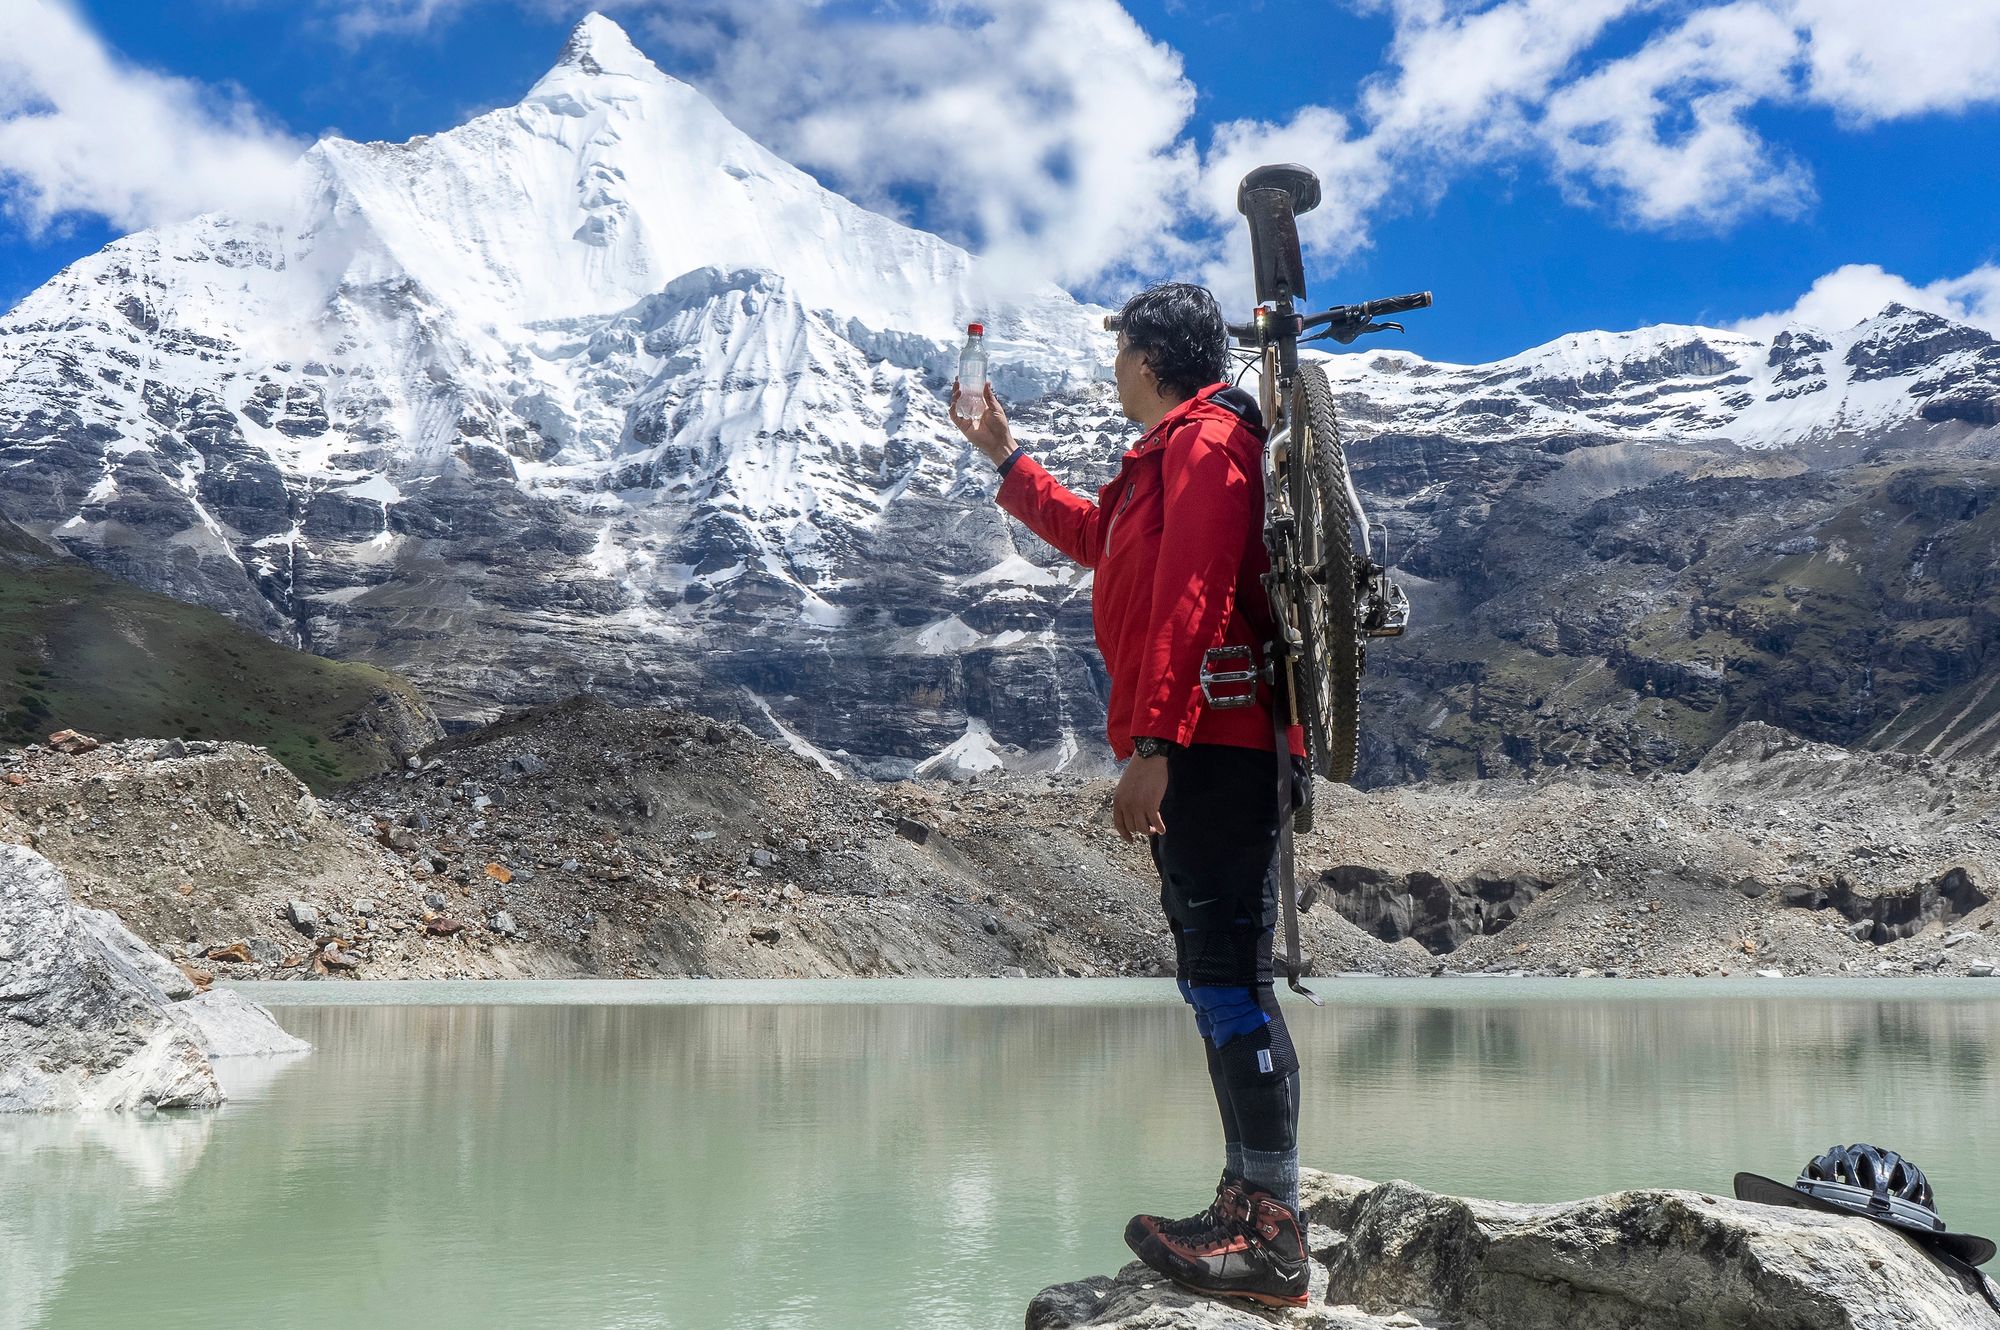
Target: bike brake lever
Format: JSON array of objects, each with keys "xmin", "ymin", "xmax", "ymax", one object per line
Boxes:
[{"xmin": 1310, "ymin": 319, "xmax": 1409, "ymax": 345}]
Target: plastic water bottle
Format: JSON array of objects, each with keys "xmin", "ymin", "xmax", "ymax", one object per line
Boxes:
[{"xmin": 954, "ymin": 323, "xmax": 987, "ymax": 421}]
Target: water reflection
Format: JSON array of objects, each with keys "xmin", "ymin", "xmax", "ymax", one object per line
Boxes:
[
  {"xmin": 0, "ymin": 1110, "xmax": 216, "ymax": 1330},
  {"xmin": 1, "ymin": 989, "xmax": 1994, "ymax": 1330}
]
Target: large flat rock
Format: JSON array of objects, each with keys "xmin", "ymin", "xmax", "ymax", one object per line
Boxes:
[{"xmin": 1028, "ymin": 1170, "xmax": 1999, "ymax": 1330}]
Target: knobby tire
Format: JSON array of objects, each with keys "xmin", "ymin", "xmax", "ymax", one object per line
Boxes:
[{"xmin": 1288, "ymin": 362, "xmax": 1363, "ymax": 786}]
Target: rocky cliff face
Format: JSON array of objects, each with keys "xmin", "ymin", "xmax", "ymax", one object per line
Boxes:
[
  {"xmin": 1307, "ymin": 722, "xmax": 2000, "ymax": 977},
  {"xmin": 1, "ymin": 14, "xmax": 1996, "ymax": 781},
  {"xmin": 1340, "ymin": 353, "xmax": 2000, "ymax": 782}
]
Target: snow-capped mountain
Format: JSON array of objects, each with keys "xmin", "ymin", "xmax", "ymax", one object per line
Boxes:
[
  {"xmin": 2, "ymin": 14, "xmax": 1996, "ymax": 780},
  {"xmin": 1318, "ymin": 306, "xmax": 1999, "ymax": 448}
]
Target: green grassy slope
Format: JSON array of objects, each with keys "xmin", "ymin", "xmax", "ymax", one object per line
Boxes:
[{"xmin": 0, "ymin": 522, "xmax": 436, "ymax": 791}]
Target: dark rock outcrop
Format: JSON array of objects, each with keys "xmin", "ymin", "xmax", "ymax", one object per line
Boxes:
[
  {"xmin": 1781, "ymin": 866, "xmax": 1989, "ymax": 945},
  {"xmin": 1316, "ymin": 866, "xmax": 1550, "ymax": 954}
]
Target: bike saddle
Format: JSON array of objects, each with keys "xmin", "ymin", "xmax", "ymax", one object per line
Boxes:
[{"xmin": 1237, "ymin": 164, "xmax": 1321, "ymax": 218}]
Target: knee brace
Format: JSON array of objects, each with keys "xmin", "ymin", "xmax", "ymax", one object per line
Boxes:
[{"xmin": 1182, "ymin": 982, "xmax": 1274, "ymax": 1050}]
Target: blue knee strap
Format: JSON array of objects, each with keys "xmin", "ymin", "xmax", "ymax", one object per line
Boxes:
[
  {"xmin": 1182, "ymin": 983, "xmax": 1272, "ymax": 1048},
  {"xmin": 1175, "ymin": 979, "xmax": 1213, "ymax": 1040}
]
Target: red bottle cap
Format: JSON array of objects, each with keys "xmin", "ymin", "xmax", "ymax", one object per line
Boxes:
[{"xmin": 967, "ymin": 323, "xmax": 983, "ymax": 335}]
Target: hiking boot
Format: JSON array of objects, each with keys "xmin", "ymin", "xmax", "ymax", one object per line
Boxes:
[
  {"xmin": 1123, "ymin": 1172, "xmax": 1244, "ymax": 1254},
  {"xmin": 1135, "ymin": 1183, "xmax": 1310, "ymax": 1308}
]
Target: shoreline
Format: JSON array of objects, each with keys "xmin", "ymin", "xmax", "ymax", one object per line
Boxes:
[{"xmin": 221, "ymin": 973, "xmax": 2000, "ymax": 1007}]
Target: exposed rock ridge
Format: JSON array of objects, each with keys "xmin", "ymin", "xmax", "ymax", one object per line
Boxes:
[{"xmin": 1310, "ymin": 720, "xmax": 2000, "ymax": 977}]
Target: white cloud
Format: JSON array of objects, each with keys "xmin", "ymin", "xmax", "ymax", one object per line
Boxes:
[
  {"xmin": 1786, "ymin": 0, "xmax": 2000, "ymax": 122},
  {"xmin": 628, "ymin": 0, "xmax": 1204, "ymax": 296},
  {"xmin": 1190, "ymin": 108, "xmax": 1382, "ymax": 308},
  {"xmin": 327, "ymin": 0, "xmax": 477, "ymax": 41},
  {"xmin": 1358, "ymin": 0, "xmax": 1644, "ymax": 153},
  {"xmin": 0, "ymin": 0, "xmax": 302, "ymax": 234},
  {"xmin": 1540, "ymin": 3, "xmax": 1812, "ymax": 227},
  {"xmin": 1730, "ymin": 262, "xmax": 2000, "ymax": 336}
]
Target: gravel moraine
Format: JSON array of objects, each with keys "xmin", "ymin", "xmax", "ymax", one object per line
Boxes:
[{"xmin": 1, "ymin": 699, "xmax": 1994, "ymax": 983}]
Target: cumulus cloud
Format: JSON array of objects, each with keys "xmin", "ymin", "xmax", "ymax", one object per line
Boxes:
[
  {"xmin": 625, "ymin": 0, "xmax": 1202, "ymax": 296},
  {"xmin": 1789, "ymin": 0, "xmax": 2000, "ymax": 122},
  {"xmin": 1524, "ymin": 0, "xmax": 2000, "ymax": 229},
  {"xmin": 608, "ymin": 0, "xmax": 2000, "ymax": 300},
  {"xmin": 1730, "ymin": 262, "xmax": 2000, "ymax": 336},
  {"xmin": 1190, "ymin": 108, "xmax": 1382, "ymax": 308},
  {"xmin": 1541, "ymin": 3, "xmax": 1812, "ymax": 227},
  {"xmin": 1357, "ymin": 0, "xmax": 1642, "ymax": 154},
  {"xmin": 0, "ymin": 0, "xmax": 303, "ymax": 235}
]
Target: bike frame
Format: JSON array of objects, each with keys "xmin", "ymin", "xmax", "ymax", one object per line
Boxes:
[{"xmin": 1234, "ymin": 309, "xmax": 1379, "ymax": 562}]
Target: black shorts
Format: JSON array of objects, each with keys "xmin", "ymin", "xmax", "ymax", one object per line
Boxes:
[{"xmin": 1145, "ymin": 743, "xmax": 1296, "ymax": 987}]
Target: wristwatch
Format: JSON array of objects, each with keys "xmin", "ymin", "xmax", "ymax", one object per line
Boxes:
[{"xmin": 1132, "ymin": 736, "xmax": 1179, "ymax": 759}]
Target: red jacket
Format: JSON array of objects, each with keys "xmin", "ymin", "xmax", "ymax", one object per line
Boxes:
[{"xmin": 994, "ymin": 382, "xmax": 1306, "ymax": 762}]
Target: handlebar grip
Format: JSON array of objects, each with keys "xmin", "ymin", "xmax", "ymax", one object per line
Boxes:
[
  {"xmin": 1103, "ymin": 314, "xmax": 1121, "ymax": 332},
  {"xmin": 1363, "ymin": 291, "xmax": 1432, "ymax": 317}
]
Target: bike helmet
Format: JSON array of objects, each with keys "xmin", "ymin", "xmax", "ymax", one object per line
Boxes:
[
  {"xmin": 1797, "ymin": 1145, "xmax": 1940, "ymax": 1230},
  {"xmin": 1735, "ymin": 1143, "xmax": 1995, "ymax": 1267}
]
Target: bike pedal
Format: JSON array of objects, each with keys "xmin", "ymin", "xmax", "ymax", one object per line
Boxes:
[{"xmin": 1199, "ymin": 645, "xmax": 1261, "ymax": 709}]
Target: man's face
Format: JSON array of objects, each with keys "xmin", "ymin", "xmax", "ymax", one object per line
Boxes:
[{"xmin": 1113, "ymin": 331, "xmax": 1154, "ymax": 423}]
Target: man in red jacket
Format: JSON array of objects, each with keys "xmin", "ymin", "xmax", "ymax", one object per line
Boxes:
[{"xmin": 951, "ymin": 283, "xmax": 1311, "ymax": 1309}]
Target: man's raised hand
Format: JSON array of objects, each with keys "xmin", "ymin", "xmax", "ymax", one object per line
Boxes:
[{"xmin": 950, "ymin": 380, "xmax": 1015, "ymax": 465}]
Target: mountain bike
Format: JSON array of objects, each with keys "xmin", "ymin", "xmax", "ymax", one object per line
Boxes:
[
  {"xmin": 1110, "ymin": 163, "xmax": 1428, "ymax": 825},
  {"xmin": 1226, "ymin": 164, "xmax": 1427, "ymax": 827}
]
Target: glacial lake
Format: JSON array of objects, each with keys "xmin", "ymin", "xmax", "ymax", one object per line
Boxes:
[{"xmin": 5, "ymin": 978, "xmax": 1998, "ymax": 1330}]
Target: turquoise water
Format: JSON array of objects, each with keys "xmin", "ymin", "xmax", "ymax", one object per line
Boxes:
[{"xmin": 4, "ymin": 979, "xmax": 1997, "ymax": 1329}]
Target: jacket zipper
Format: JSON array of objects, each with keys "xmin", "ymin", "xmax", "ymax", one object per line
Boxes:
[{"xmin": 1103, "ymin": 480, "xmax": 1137, "ymax": 548}]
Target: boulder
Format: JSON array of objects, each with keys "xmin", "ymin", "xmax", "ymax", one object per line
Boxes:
[
  {"xmin": 1, "ymin": 845, "xmax": 307, "ymax": 1112},
  {"xmin": 1027, "ymin": 1170, "xmax": 2000, "ymax": 1329},
  {"xmin": 167, "ymin": 990, "xmax": 311, "ymax": 1057},
  {"xmin": 1, "ymin": 846, "xmax": 216, "ymax": 1111}
]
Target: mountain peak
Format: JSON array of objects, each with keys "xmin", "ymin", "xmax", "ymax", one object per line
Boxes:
[{"xmin": 544, "ymin": 12, "xmax": 664, "ymax": 84}]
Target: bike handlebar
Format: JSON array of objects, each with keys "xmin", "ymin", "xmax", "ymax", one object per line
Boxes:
[
  {"xmin": 1301, "ymin": 291, "xmax": 1433, "ymax": 331},
  {"xmin": 1105, "ymin": 290, "xmax": 1432, "ymax": 340}
]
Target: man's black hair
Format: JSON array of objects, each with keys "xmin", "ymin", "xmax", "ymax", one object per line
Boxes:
[{"xmin": 1118, "ymin": 282, "xmax": 1228, "ymax": 402}]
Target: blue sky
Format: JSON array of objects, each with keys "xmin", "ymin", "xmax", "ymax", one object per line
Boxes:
[{"xmin": 4, "ymin": 0, "xmax": 1999, "ymax": 364}]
